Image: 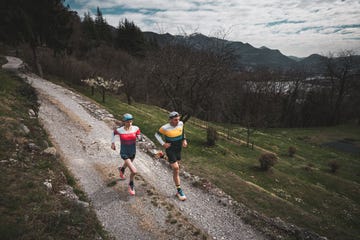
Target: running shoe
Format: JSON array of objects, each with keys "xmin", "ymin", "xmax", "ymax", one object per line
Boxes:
[
  {"xmin": 128, "ymin": 184, "xmax": 135, "ymax": 196},
  {"xmin": 176, "ymin": 188, "xmax": 187, "ymax": 201},
  {"xmin": 118, "ymin": 167, "xmax": 126, "ymax": 180}
]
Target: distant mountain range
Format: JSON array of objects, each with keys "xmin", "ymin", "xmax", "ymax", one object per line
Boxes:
[{"xmin": 143, "ymin": 32, "xmax": 359, "ymax": 74}]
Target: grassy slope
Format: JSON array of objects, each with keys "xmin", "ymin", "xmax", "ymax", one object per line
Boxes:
[
  {"xmin": 18, "ymin": 72, "xmax": 360, "ymax": 239},
  {"xmin": 66, "ymin": 81, "xmax": 359, "ymax": 240},
  {"xmin": 0, "ymin": 68, "xmax": 112, "ymax": 239}
]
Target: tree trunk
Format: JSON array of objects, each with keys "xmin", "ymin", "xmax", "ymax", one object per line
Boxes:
[
  {"xmin": 102, "ymin": 88, "xmax": 106, "ymax": 102},
  {"xmin": 332, "ymin": 76, "xmax": 346, "ymax": 125},
  {"xmin": 31, "ymin": 44, "xmax": 43, "ymax": 78},
  {"xmin": 181, "ymin": 113, "xmax": 191, "ymax": 124},
  {"xmin": 126, "ymin": 94, "xmax": 132, "ymax": 105},
  {"xmin": 246, "ymin": 127, "xmax": 250, "ymax": 148}
]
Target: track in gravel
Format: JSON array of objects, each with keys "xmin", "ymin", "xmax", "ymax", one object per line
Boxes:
[{"xmin": 3, "ymin": 56, "xmax": 266, "ymax": 240}]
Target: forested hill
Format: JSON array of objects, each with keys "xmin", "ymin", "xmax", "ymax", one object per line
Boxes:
[
  {"xmin": 143, "ymin": 32, "xmax": 297, "ymax": 70},
  {"xmin": 142, "ymin": 31, "xmax": 360, "ymax": 72},
  {"xmin": 1, "ymin": 2, "xmax": 359, "ymax": 128}
]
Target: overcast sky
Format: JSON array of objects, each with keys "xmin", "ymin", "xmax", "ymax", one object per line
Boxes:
[{"xmin": 64, "ymin": 0, "xmax": 360, "ymax": 57}]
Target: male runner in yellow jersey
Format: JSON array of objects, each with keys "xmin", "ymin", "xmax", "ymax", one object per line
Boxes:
[{"xmin": 155, "ymin": 111, "xmax": 188, "ymax": 200}]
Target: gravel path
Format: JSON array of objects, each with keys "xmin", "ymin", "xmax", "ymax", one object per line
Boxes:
[{"xmin": 3, "ymin": 56, "xmax": 266, "ymax": 240}]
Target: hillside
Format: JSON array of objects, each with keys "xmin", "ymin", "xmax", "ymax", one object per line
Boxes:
[
  {"xmin": 0, "ymin": 61, "xmax": 111, "ymax": 239},
  {"xmin": 1, "ymin": 56, "xmax": 265, "ymax": 240},
  {"xmin": 43, "ymin": 65, "xmax": 360, "ymax": 239},
  {"xmin": 69, "ymin": 66, "xmax": 360, "ymax": 239},
  {"xmin": 2, "ymin": 56, "xmax": 360, "ymax": 240}
]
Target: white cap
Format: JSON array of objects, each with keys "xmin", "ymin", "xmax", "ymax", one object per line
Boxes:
[{"xmin": 169, "ymin": 111, "xmax": 179, "ymax": 118}]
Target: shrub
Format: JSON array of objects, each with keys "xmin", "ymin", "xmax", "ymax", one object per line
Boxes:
[
  {"xmin": 328, "ymin": 160, "xmax": 340, "ymax": 174},
  {"xmin": 304, "ymin": 163, "xmax": 314, "ymax": 172},
  {"xmin": 288, "ymin": 146, "xmax": 297, "ymax": 157},
  {"xmin": 17, "ymin": 82, "xmax": 39, "ymax": 113},
  {"xmin": 259, "ymin": 153, "xmax": 278, "ymax": 171},
  {"xmin": 20, "ymin": 46, "xmax": 93, "ymax": 86},
  {"xmin": 206, "ymin": 126, "xmax": 218, "ymax": 147}
]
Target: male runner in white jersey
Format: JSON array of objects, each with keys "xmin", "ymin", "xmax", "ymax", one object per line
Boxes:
[{"xmin": 155, "ymin": 111, "xmax": 188, "ymax": 201}]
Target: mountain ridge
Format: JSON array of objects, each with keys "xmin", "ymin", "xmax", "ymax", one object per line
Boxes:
[
  {"xmin": 143, "ymin": 31, "xmax": 360, "ymax": 73},
  {"xmin": 143, "ymin": 31, "xmax": 297, "ymax": 70}
]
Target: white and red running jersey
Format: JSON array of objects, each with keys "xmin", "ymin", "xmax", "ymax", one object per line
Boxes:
[{"xmin": 112, "ymin": 126, "xmax": 141, "ymax": 158}]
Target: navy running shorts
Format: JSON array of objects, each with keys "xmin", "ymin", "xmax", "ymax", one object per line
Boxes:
[
  {"xmin": 166, "ymin": 149, "xmax": 181, "ymax": 164},
  {"xmin": 121, "ymin": 154, "xmax": 135, "ymax": 161}
]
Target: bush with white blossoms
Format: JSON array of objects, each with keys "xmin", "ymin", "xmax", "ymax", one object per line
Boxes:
[
  {"xmin": 82, "ymin": 76, "xmax": 123, "ymax": 91},
  {"xmin": 81, "ymin": 76, "xmax": 123, "ymax": 102}
]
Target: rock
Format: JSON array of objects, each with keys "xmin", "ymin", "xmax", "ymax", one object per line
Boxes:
[
  {"xmin": 20, "ymin": 123, "xmax": 30, "ymax": 134},
  {"xmin": 42, "ymin": 140, "xmax": 49, "ymax": 148},
  {"xmin": 148, "ymin": 149, "xmax": 159, "ymax": 155},
  {"xmin": 77, "ymin": 200, "xmax": 90, "ymax": 208},
  {"xmin": 94, "ymin": 233, "xmax": 103, "ymax": 240},
  {"xmin": 182, "ymin": 171, "xmax": 191, "ymax": 179},
  {"xmin": 60, "ymin": 185, "xmax": 79, "ymax": 201},
  {"xmin": 28, "ymin": 109, "xmax": 36, "ymax": 118},
  {"xmin": 43, "ymin": 180, "xmax": 52, "ymax": 190},
  {"xmin": 43, "ymin": 147, "xmax": 57, "ymax": 156},
  {"xmin": 28, "ymin": 143, "xmax": 40, "ymax": 151}
]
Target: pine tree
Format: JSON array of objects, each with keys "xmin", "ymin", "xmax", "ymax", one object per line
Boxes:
[
  {"xmin": 115, "ymin": 18, "xmax": 146, "ymax": 57},
  {"xmin": 94, "ymin": 7, "xmax": 112, "ymax": 44},
  {"xmin": 82, "ymin": 11, "xmax": 96, "ymax": 40},
  {"xmin": 0, "ymin": 0, "xmax": 73, "ymax": 76}
]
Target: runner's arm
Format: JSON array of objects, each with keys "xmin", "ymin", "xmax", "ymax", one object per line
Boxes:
[
  {"xmin": 111, "ymin": 131, "xmax": 117, "ymax": 150},
  {"xmin": 136, "ymin": 128, "xmax": 143, "ymax": 141},
  {"xmin": 182, "ymin": 127, "xmax": 187, "ymax": 147},
  {"xmin": 111, "ymin": 129, "xmax": 118, "ymax": 144},
  {"xmin": 155, "ymin": 131, "xmax": 165, "ymax": 146}
]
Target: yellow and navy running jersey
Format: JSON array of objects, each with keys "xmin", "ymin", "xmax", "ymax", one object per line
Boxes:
[{"xmin": 155, "ymin": 121, "xmax": 185, "ymax": 150}]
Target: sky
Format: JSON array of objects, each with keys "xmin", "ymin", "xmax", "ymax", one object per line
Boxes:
[{"xmin": 64, "ymin": 0, "xmax": 360, "ymax": 58}]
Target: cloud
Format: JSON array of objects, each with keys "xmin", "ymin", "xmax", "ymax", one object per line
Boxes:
[
  {"xmin": 266, "ymin": 20, "xmax": 307, "ymax": 27},
  {"xmin": 65, "ymin": 0, "xmax": 360, "ymax": 57}
]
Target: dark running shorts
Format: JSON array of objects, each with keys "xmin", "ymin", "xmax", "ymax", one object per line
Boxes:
[
  {"xmin": 121, "ymin": 154, "xmax": 135, "ymax": 161},
  {"xmin": 166, "ymin": 149, "xmax": 181, "ymax": 164}
]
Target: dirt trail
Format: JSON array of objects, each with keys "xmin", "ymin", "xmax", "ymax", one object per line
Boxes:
[{"xmin": 3, "ymin": 56, "xmax": 266, "ymax": 240}]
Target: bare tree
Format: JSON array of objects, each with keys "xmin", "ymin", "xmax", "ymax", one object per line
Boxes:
[
  {"xmin": 325, "ymin": 50, "xmax": 355, "ymax": 125},
  {"xmin": 225, "ymin": 68, "xmax": 284, "ymax": 147},
  {"xmin": 85, "ymin": 46, "xmax": 141, "ymax": 105},
  {"xmin": 146, "ymin": 33, "xmax": 234, "ymax": 123},
  {"xmin": 121, "ymin": 58, "xmax": 144, "ymax": 105},
  {"xmin": 280, "ymin": 68, "xmax": 309, "ymax": 127}
]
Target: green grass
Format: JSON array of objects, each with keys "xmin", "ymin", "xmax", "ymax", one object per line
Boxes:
[
  {"xmin": 0, "ymin": 68, "xmax": 112, "ymax": 240},
  {"xmin": 35, "ymin": 74, "xmax": 360, "ymax": 239}
]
